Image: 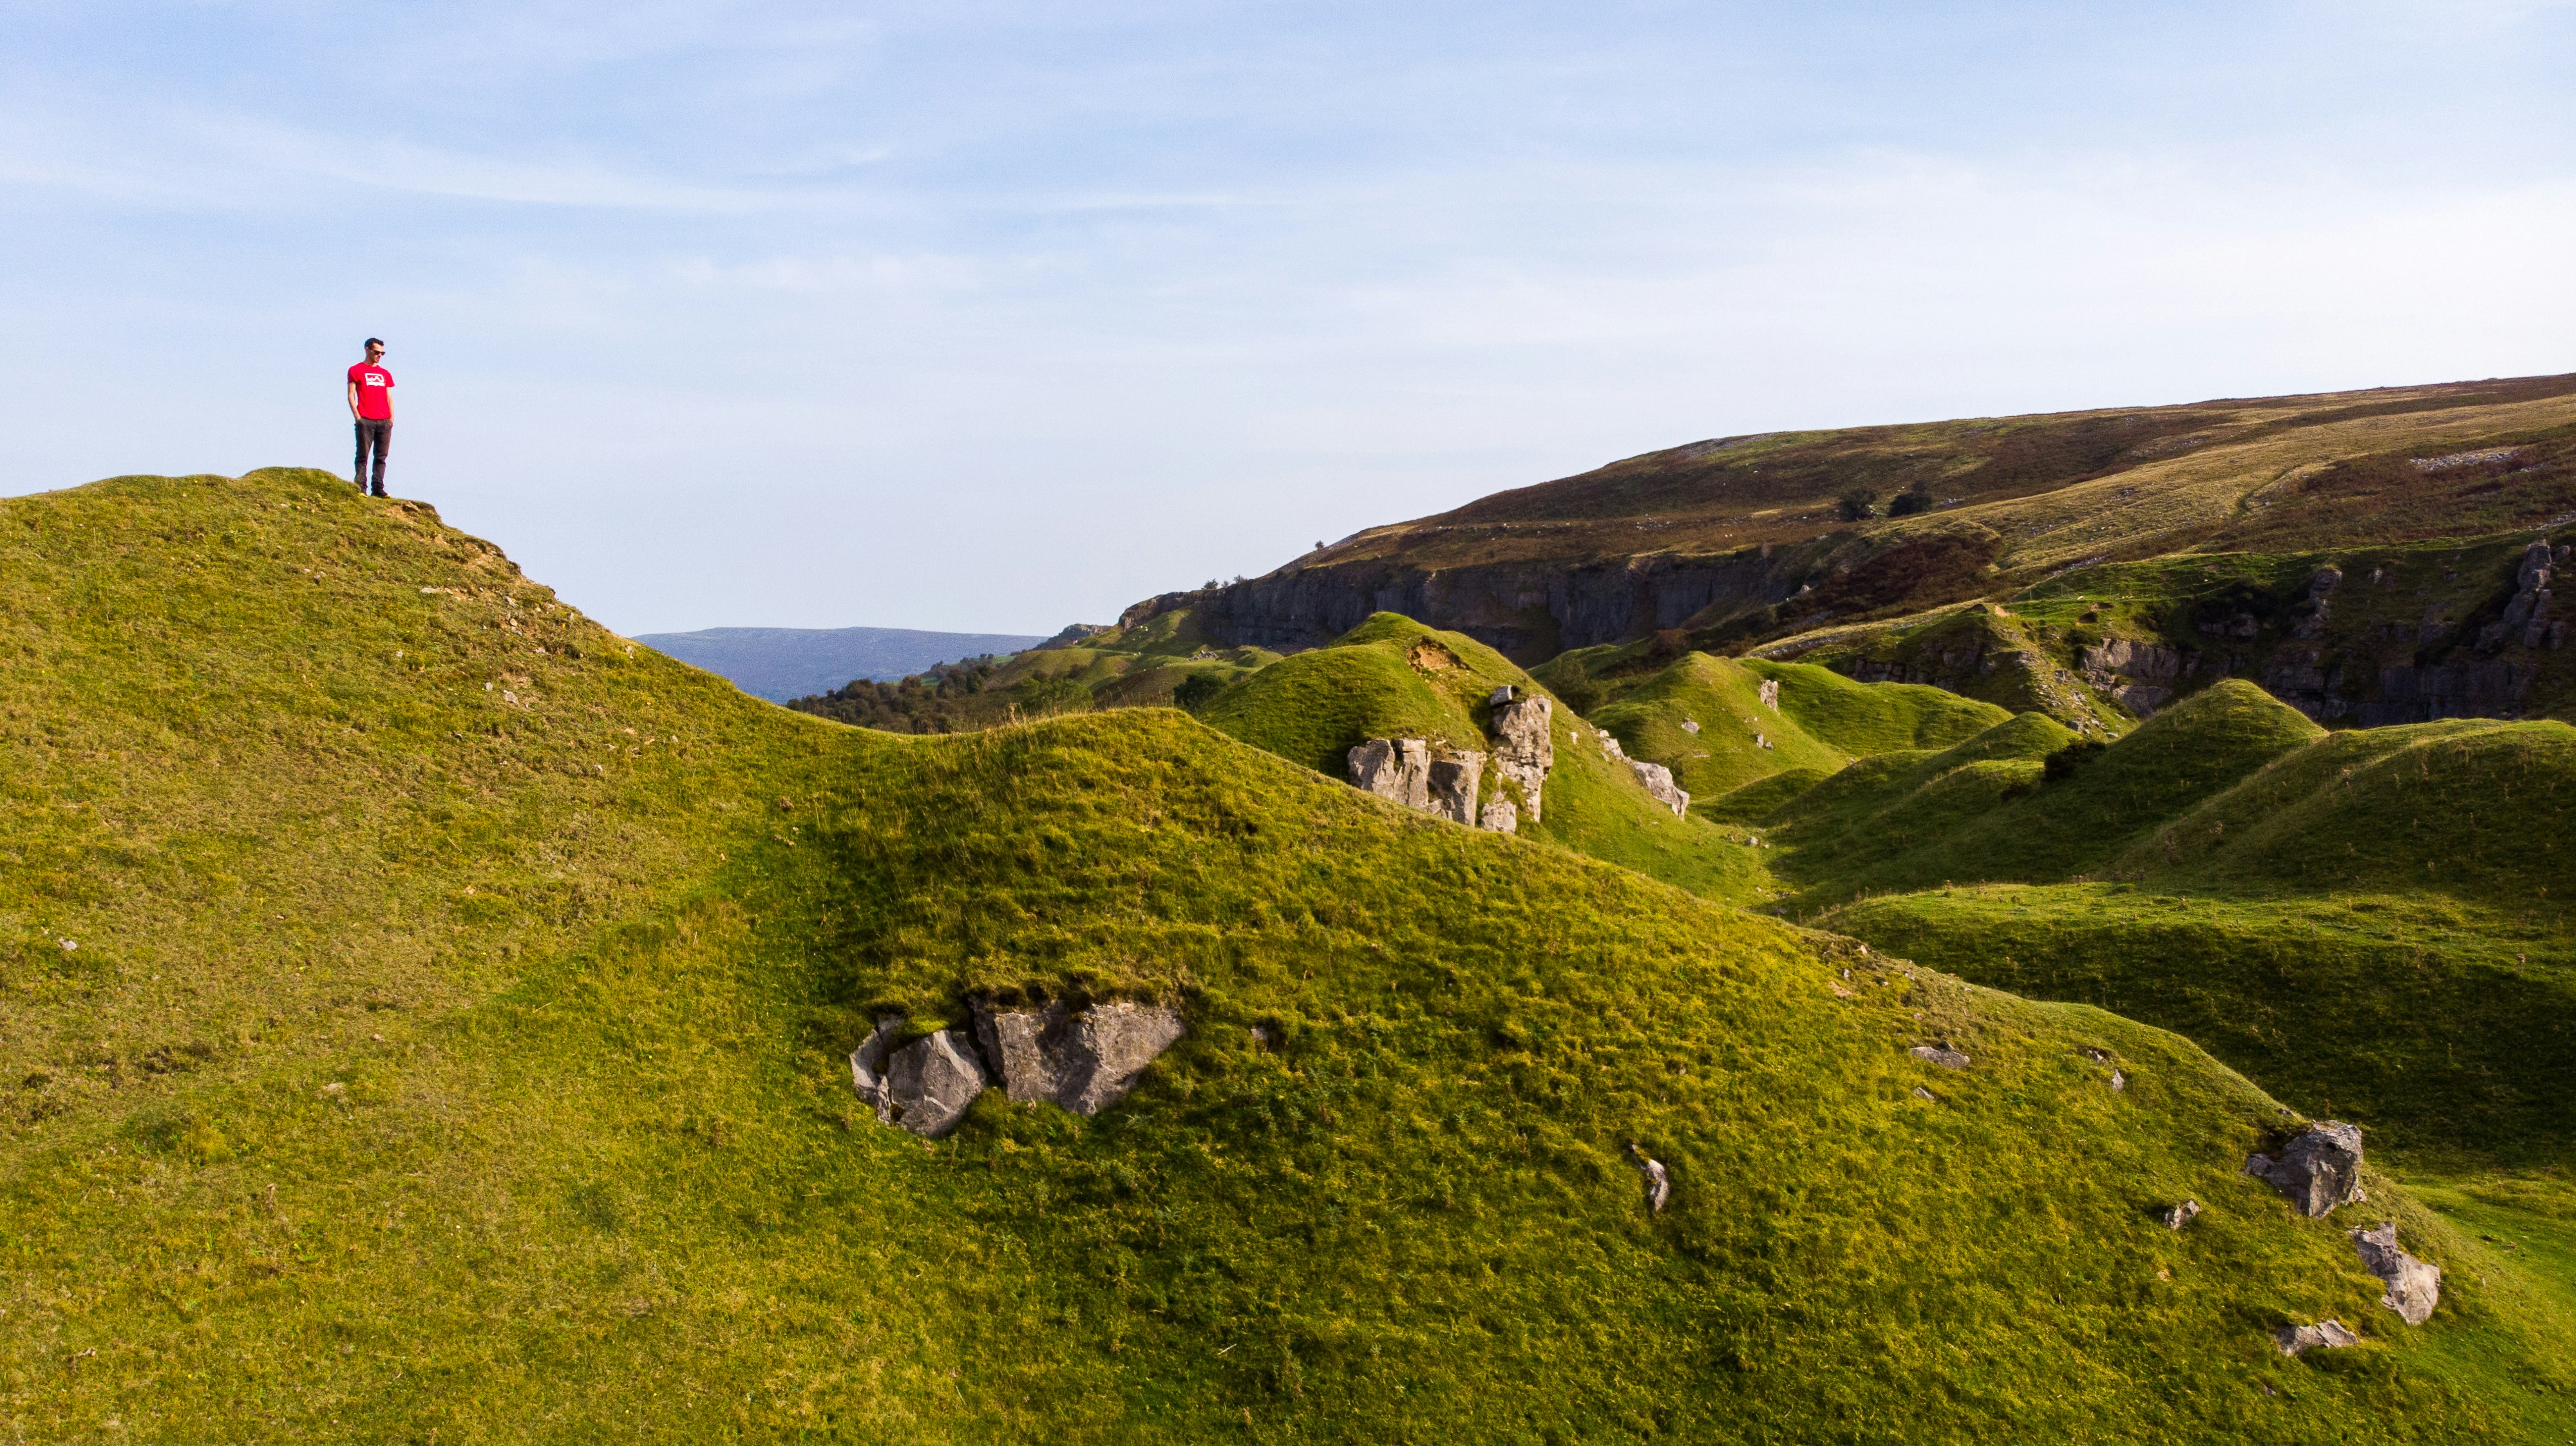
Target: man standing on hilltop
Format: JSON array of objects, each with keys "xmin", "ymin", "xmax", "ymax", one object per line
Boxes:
[{"xmin": 346, "ymin": 338, "xmax": 395, "ymax": 497}]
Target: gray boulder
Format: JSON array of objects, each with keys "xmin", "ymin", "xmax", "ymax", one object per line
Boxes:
[
  {"xmin": 2350, "ymin": 1222, "xmax": 2441, "ymax": 1325},
  {"xmin": 1758, "ymin": 679, "xmax": 1780, "ymax": 710},
  {"xmin": 851, "ymin": 1018, "xmax": 989, "ymax": 1137},
  {"xmin": 971, "ymin": 997, "xmax": 1186, "ymax": 1117},
  {"xmin": 2162, "ymin": 1199, "xmax": 2201, "ymax": 1231},
  {"xmin": 1059, "ymin": 1001, "xmax": 1188, "ymax": 1116},
  {"xmin": 2273, "ymin": 1320, "xmax": 2359, "ymax": 1356},
  {"xmin": 971, "ymin": 998, "xmax": 1072, "ymax": 1104},
  {"xmin": 1909, "ymin": 1042, "xmax": 1971, "ymax": 1070},
  {"xmin": 1477, "ymin": 795, "xmax": 1519, "ymax": 833},
  {"xmin": 2244, "ymin": 1121, "xmax": 2365, "ymax": 1217},
  {"xmin": 1627, "ymin": 758, "xmax": 1690, "ymax": 817}
]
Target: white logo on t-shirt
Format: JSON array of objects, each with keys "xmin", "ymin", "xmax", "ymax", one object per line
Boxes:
[{"xmin": 364, "ymin": 374, "xmax": 386, "ymax": 386}]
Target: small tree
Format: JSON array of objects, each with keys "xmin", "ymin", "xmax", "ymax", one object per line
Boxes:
[{"xmin": 1836, "ymin": 488, "xmax": 1879, "ymax": 522}]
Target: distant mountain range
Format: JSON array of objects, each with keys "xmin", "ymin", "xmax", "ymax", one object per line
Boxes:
[{"xmin": 632, "ymin": 625, "xmax": 1048, "ymax": 701}]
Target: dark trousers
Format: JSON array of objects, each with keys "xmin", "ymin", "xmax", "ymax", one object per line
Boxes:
[{"xmin": 354, "ymin": 418, "xmax": 392, "ymax": 495}]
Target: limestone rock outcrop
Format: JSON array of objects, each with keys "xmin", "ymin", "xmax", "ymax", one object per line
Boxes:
[
  {"xmin": 1348, "ymin": 737, "xmax": 1433, "ymax": 810},
  {"xmin": 2349, "ymin": 1222, "xmax": 2441, "ymax": 1325},
  {"xmin": 1627, "ymin": 758, "xmax": 1690, "ymax": 817},
  {"xmin": 1489, "ymin": 692, "xmax": 1554, "ymax": 823},
  {"xmin": 853, "ymin": 1000, "xmax": 1186, "ymax": 1136},
  {"xmin": 2162, "ymin": 1199, "xmax": 2201, "ymax": 1231},
  {"xmin": 971, "ymin": 998, "xmax": 1187, "ymax": 1117},
  {"xmin": 1427, "ymin": 752, "xmax": 1486, "ymax": 826},
  {"xmin": 2273, "ymin": 1319, "xmax": 2359, "ymax": 1356},
  {"xmin": 1477, "ymin": 796, "xmax": 1519, "ymax": 832},
  {"xmin": 849, "ymin": 1018, "xmax": 989, "ymax": 1138},
  {"xmin": 1908, "ymin": 1042, "xmax": 1971, "ymax": 1070},
  {"xmin": 2245, "ymin": 1121, "xmax": 2365, "ymax": 1217}
]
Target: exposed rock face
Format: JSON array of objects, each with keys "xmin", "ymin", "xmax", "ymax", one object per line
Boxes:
[
  {"xmin": 850, "ymin": 1019, "xmax": 989, "ymax": 1138},
  {"xmin": 1757, "ymin": 679, "xmax": 1780, "ymax": 710},
  {"xmin": 2350, "ymin": 1222, "xmax": 2441, "ymax": 1325},
  {"xmin": 2078, "ymin": 637, "xmax": 2190, "ymax": 716},
  {"xmin": 2163, "ymin": 1199, "xmax": 2201, "ymax": 1231},
  {"xmin": 1909, "ymin": 1042, "xmax": 1971, "ymax": 1070},
  {"xmin": 1137, "ymin": 548, "xmax": 1810, "ymax": 659},
  {"xmin": 1427, "ymin": 752, "xmax": 1486, "ymax": 825},
  {"xmin": 855, "ymin": 1001, "xmax": 1187, "ymax": 1135},
  {"xmin": 1489, "ymin": 694, "xmax": 1555, "ymax": 822},
  {"xmin": 970, "ymin": 998, "xmax": 1188, "ymax": 1117},
  {"xmin": 2244, "ymin": 1121, "xmax": 2365, "ymax": 1217},
  {"xmin": 970, "ymin": 999, "xmax": 1072, "ymax": 1104},
  {"xmin": 1478, "ymin": 796, "xmax": 1519, "ymax": 833},
  {"xmin": 1627, "ymin": 758, "xmax": 1690, "ymax": 817},
  {"xmin": 1059, "ymin": 1002, "xmax": 1189, "ymax": 1116},
  {"xmin": 2273, "ymin": 1320, "xmax": 2360, "ymax": 1356},
  {"xmin": 1347, "ymin": 737, "xmax": 1433, "ymax": 809}
]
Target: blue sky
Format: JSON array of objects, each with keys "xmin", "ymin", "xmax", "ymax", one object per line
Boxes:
[{"xmin": 5, "ymin": 1, "xmax": 2572, "ymax": 635}]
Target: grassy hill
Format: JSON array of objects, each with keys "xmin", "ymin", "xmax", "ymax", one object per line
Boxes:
[
  {"xmin": 1199, "ymin": 614, "xmax": 1771, "ymax": 906},
  {"xmin": 1800, "ymin": 703, "xmax": 2576, "ymax": 1166},
  {"xmin": 8, "ymin": 470, "xmax": 2575, "ymax": 1439}
]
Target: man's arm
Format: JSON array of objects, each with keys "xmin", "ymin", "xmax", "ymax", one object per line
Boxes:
[{"xmin": 347, "ymin": 379, "xmax": 362, "ymax": 421}]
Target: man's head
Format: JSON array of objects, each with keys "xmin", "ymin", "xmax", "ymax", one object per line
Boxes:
[{"xmin": 364, "ymin": 338, "xmax": 385, "ymax": 361}]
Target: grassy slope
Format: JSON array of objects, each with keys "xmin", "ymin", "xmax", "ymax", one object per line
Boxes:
[{"xmin": 6, "ymin": 472, "xmax": 2573, "ymax": 1438}]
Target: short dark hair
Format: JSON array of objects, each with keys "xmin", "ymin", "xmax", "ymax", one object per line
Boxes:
[{"xmin": 364, "ymin": 337, "xmax": 384, "ymax": 348}]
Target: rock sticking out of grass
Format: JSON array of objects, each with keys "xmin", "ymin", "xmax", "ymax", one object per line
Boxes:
[
  {"xmin": 2274, "ymin": 1320, "xmax": 2360, "ymax": 1356},
  {"xmin": 2350, "ymin": 1223, "xmax": 2443, "ymax": 1325},
  {"xmin": 2245, "ymin": 1121, "xmax": 2366, "ymax": 1218}
]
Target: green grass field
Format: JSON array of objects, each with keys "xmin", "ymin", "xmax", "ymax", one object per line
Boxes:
[{"xmin": 8, "ymin": 470, "xmax": 2572, "ymax": 1439}]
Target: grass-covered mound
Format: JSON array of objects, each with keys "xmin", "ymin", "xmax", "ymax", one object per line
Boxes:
[
  {"xmin": 1580, "ymin": 652, "xmax": 2009, "ymax": 812},
  {"xmin": 1815, "ymin": 712, "xmax": 2576, "ymax": 1188},
  {"xmin": 1199, "ymin": 614, "xmax": 1771, "ymax": 906},
  {"xmin": 6, "ymin": 470, "xmax": 2576, "ymax": 1440},
  {"xmin": 1771, "ymin": 681, "xmax": 2324, "ymax": 906}
]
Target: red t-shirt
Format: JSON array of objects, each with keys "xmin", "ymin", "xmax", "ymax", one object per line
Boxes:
[{"xmin": 348, "ymin": 363, "xmax": 395, "ymax": 421}]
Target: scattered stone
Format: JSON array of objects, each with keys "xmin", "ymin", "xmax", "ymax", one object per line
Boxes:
[
  {"xmin": 1627, "ymin": 758, "xmax": 1690, "ymax": 817},
  {"xmin": 1490, "ymin": 685, "xmax": 1515, "ymax": 706},
  {"xmin": 2349, "ymin": 1222, "xmax": 2441, "ymax": 1325},
  {"xmin": 2273, "ymin": 1320, "xmax": 2360, "ymax": 1356},
  {"xmin": 1627, "ymin": 1144, "xmax": 1671, "ymax": 1213},
  {"xmin": 1758, "ymin": 679, "xmax": 1780, "ymax": 711},
  {"xmin": 2163, "ymin": 1199, "xmax": 2201, "ymax": 1231},
  {"xmin": 1477, "ymin": 795, "xmax": 1519, "ymax": 833},
  {"xmin": 2244, "ymin": 1121, "xmax": 2365, "ymax": 1217},
  {"xmin": 1909, "ymin": 1042, "xmax": 1971, "ymax": 1070},
  {"xmin": 1911, "ymin": 1086, "xmax": 1935, "ymax": 1101},
  {"xmin": 1830, "ymin": 980, "xmax": 1855, "ymax": 998},
  {"xmin": 1249, "ymin": 1024, "xmax": 1272, "ymax": 1049},
  {"xmin": 2110, "ymin": 1069, "xmax": 2126, "ymax": 1093},
  {"xmin": 2078, "ymin": 1046, "xmax": 2111, "ymax": 1062},
  {"xmin": 1680, "ymin": 718, "xmax": 1700, "ymax": 734}
]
